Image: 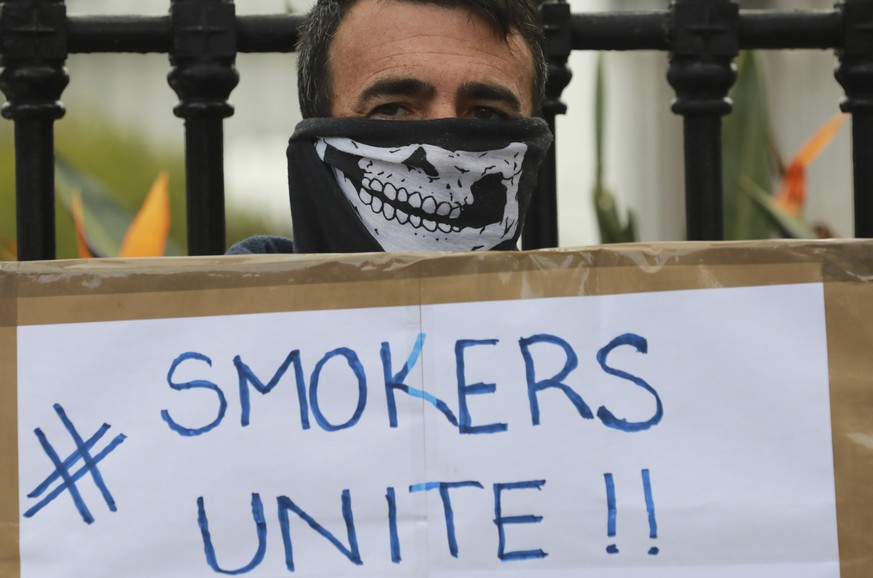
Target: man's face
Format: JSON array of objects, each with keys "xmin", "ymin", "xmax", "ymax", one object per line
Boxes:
[{"xmin": 327, "ymin": 0, "xmax": 535, "ymax": 120}]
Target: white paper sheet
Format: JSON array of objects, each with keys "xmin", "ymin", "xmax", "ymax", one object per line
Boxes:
[{"xmin": 17, "ymin": 283, "xmax": 839, "ymax": 577}]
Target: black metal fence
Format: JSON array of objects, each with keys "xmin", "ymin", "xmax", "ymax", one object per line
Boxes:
[{"xmin": 1, "ymin": 0, "xmax": 872, "ymax": 260}]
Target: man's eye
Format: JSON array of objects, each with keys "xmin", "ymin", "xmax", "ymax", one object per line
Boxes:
[
  {"xmin": 369, "ymin": 103, "xmax": 410, "ymax": 119},
  {"xmin": 470, "ymin": 106, "xmax": 510, "ymax": 121}
]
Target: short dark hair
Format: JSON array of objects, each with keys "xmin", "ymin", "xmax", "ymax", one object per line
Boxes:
[{"xmin": 296, "ymin": 0, "xmax": 547, "ymax": 118}]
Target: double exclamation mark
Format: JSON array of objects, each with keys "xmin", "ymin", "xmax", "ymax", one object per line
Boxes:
[{"xmin": 604, "ymin": 469, "xmax": 659, "ymax": 556}]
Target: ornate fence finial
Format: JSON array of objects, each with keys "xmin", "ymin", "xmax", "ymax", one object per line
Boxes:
[
  {"xmin": 168, "ymin": 0, "xmax": 238, "ymax": 120},
  {"xmin": 0, "ymin": 0, "xmax": 68, "ymax": 121},
  {"xmin": 667, "ymin": 0, "xmax": 739, "ymax": 241},
  {"xmin": 667, "ymin": 0, "xmax": 738, "ymax": 117}
]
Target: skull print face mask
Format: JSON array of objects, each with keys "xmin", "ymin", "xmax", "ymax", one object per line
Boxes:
[{"xmin": 286, "ymin": 117, "xmax": 553, "ymax": 253}]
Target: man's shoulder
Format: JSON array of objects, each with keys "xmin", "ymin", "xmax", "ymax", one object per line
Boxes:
[{"xmin": 226, "ymin": 235, "xmax": 295, "ymax": 255}]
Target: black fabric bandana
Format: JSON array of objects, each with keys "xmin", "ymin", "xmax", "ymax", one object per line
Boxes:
[{"xmin": 286, "ymin": 117, "xmax": 553, "ymax": 253}]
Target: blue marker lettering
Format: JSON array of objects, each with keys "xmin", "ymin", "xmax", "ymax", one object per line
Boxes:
[
  {"xmin": 596, "ymin": 334, "xmax": 663, "ymax": 432},
  {"xmin": 382, "ymin": 333, "xmax": 458, "ymax": 428},
  {"xmin": 161, "ymin": 352, "xmax": 227, "ymax": 436},
  {"xmin": 386, "ymin": 487, "xmax": 401, "ymax": 563},
  {"xmin": 277, "ymin": 490, "xmax": 362, "ymax": 571},
  {"xmin": 642, "ymin": 469, "xmax": 660, "ymax": 555},
  {"xmin": 603, "ymin": 473, "xmax": 619, "ymax": 554},
  {"xmin": 455, "ymin": 339, "xmax": 507, "ymax": 434},
  {"xmin": 309, "ymin": 348, "xmax": 367, "ymax": 432},
  {"xmin": 493, "ymin": 480, "xmax": 548, "ymax": 562},
  {"xmin": 197, "ymin": 493, "xmax": 267, "ymax": 574},
  {"xmin": 234, "ymin": 351, "xmax": 310, "ymax": 429},
  {"xmin": 410, "ymin": 481, "xmax": 484, "ymax": 557},
  {"xmin": 519, "ymin": 334, "xmax": 592, "ymax": 425}
]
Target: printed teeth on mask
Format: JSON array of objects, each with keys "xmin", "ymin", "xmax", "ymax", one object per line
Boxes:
[{"xmin": 359, "ymin": 179, "xmax": 462, "ymax": 231}]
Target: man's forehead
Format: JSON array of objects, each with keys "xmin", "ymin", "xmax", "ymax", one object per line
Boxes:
[
  {"xmin": 333, "ymin": 0, "xmax": 525, "ymax": 51},
  {"xmin": 368, "ymin": 0, "xmax": 511, "ymax": 36},
  {"xmin": 327, "ymin": 0, "xmax": 535, "ymax": 117}
]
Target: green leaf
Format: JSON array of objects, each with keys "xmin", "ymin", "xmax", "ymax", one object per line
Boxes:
[
  {"xmin": 595, "ymin": 185, "xmax": 638, "ymax": 244},
  {"xmin": 592, "ymin": 53, "xmax": 638, "ymax": 244},
  {"xmin": 741, "ymin": 177, "xmax": 817, "ymax": 239},
  {"xmin": 723, "ymin": 51, "xmax": 776, "ymax": 240}
]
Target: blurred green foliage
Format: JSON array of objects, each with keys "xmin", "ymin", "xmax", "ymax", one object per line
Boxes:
[
  {"xmin": 722, "ymin": 51, "xmax": 777, "ymax": 240},
  {"xmin": 593, "ymin": 53, "xmax": 638, "ymax": 244},
  {"xmin": 724, "ymin": 51, "xmax": 841, "ymax": 239}
]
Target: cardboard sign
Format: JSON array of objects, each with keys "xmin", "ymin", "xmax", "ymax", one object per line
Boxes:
[{"xmin": 2, "ymin": 241, "xmax": 872, "ymax": 577}]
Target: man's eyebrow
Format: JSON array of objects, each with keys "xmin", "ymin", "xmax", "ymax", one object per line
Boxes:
[
  {"xmin": 457, "ymin": 82, "xmax": 523, "ymax": 114},
  {"xmin": 356, "ymin": 77, "xmax": 435, "ymax": 108}
]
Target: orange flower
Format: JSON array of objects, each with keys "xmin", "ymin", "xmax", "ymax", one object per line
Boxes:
[
  {"xmin": 774, "ymin": 113, "xmax": 848, "ymax": 216},
  {"xmin": 119, "ymin": 171, "xmax": 170, "ymax": 257}
]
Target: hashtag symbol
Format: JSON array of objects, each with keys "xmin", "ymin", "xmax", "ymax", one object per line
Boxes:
[{"xmin": 24, "ymin": 403, "xmax": 127, "ymax": 525}]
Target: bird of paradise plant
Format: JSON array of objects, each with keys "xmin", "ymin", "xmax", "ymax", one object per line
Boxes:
[
  {"xmin": 725, "ymin": 52, "xmax": 847, "ymax": 239},
  {"xmin": 71, "ymin": 171, "xmax": 171, "ymax": 258},
  {"xmin": 57, "ymin": 157, "xmax": 181, "ymax": 258},
  {"xmin": 741, "ymin": 112, "xmax": 848, "ymax": 239},
  {"xmin": 773, "ymin": 112, "xmax": 849, "ymax": 219},
  {"xmin": 0, "ymin": 171, "xmax": 173, "ymax": 260},
  {"xmin": 592, "ymin": 51, "xmax": 846, "ymax": 244}
]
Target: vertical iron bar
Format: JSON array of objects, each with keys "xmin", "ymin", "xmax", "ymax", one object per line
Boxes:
[
  {"xmin": 851, "ymin": 116, "xmax": 873, "ymax": 236},
  {"xmin": 524, "ymin": 0, "xmax": 571, "ymax": 250},
  {"xmin": 682, "ymin": 116, "xmax": 724, "ymax": 240},
  {"xmin": 835, "ymin": 0, "xmax": 873, "ymax": 237},
  {"xmin": 0, "ymin": 0, "xmax": 69, "ymax": 260},
  {"xmin": 667, "ymin": 0, "xmax": 738, "ymax": 241},
  {"xmin": 13, "ymin": 119, "xmax": 56, "ymax": 258},
  {"xmin": 184, "ymin": 117, "xmax": 226, "ymax": 254},
  {"xmin": 168, "ymin": 0, "xmax": 238, "ymax": 255}
]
